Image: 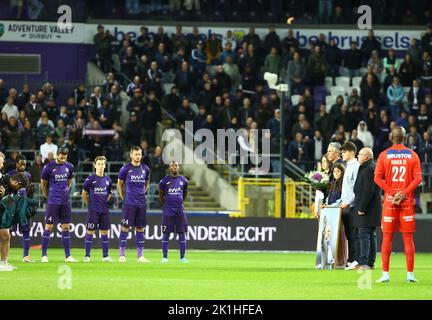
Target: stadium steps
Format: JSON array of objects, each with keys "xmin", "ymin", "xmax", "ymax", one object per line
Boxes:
[{"xmin": 183, "ymin": 176, "xmax": 225, "ymax": 211}]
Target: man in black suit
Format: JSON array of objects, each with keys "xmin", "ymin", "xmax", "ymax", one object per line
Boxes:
[{"xmin": 353, "ymin": 147, "xmax": 382, "ymax": 270}]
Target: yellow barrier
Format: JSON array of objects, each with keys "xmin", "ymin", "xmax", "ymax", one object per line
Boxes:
[{"xmin": 238, "ymin": 178, "xmax": 315, "ymax": 219}]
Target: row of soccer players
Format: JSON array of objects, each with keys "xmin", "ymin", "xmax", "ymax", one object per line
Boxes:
[{"xmin": 0, "ymin": 147, "xmax": 188, "ymax": 271}]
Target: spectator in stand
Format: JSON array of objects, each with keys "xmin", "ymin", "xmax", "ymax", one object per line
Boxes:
[
  {"xmin": 243, "ymin": 27, "xmax": 261, "ymax": 54},
  {"xmin": 177, "ymin": 98, "xmax": 195, "ymax": 135},
  {"xmin": 163, "ymin": 85, "xmax": 181, "ymax": 115},
  {"xmin": 206, "ymin": 33, "xmax": 222, "ymax": 65},
  {"xmin": 40, "ymin": 135, "xmax": 58, "ymax": 162},
  {"xmin": 367, "ymin": 50, "xmax": 383, "ymax": 76},
  {"xmin": 360, "ymin": 73, "xmax": 381, "ymax": 107},
  {"xmin": 190, "ymin": 41, "xmax": 207, "ymax": 82},
  {"xmin": 127, "ymin": 88, "xmax": 145, "ymax": 114},
  {"xmin": 16, "ymin": 84, "xmax": 30, "ymax": 110},
  {"xmin": 2, "ymin": 96, "xmax": 19, "ymax": 120},
  {"xmin": 407, "ymin": 79, "xmax": 425, "ymax": 116},
  {"xmin": 407, "ymin": 38, "xmax": 422, "ymax": 69},
  {"xmin": 125, "ymin": 112, "xmax": 142, "ymax": 147},
  {"xmin": 349, "ymin": 129, "xmax": 365, "ymax": 153},
  {"xmin": 419, "ymin": 131, "xmax": 432, "ymax": 162},
  {"xmin": 326, "ymin": 39, "xmax": 342, "ymax": 84},
  {"xmin": 172, "ymin": 46, "xmax": 187, "ymax": 73},
  {"xmin": 24, "ymin": 94, "xmax": 43, "ymax": 128},
  {"xmin": 22, "ymin": 119, "xmax": 35, "ymax": 151},
  {"xmin": 383, "ymin": 65, "xmax": 399, "ymax": 95},
  {"xmin": 398, "ymin": 54, "xmax": 418, "ymax": 87},
  {"xmin": 286, "ymin": 51, "xmax": 306, "ymax": 95},
  {"xmin": 282, "ymin": 29, "xmax": 298, "ymax": 56},
  {"xmin": 54, "ymin": 119, "xmax": 66, "ymax": 147},
  {"xmin": 126, "ymin": 76, "xmax": 145, "ymax": 97},
  {"xmin": 222, "ymin": 30, "xmax": 237, "ymax": 50},
  {"xmin": 141, "ymin": 102, "xmax": 158, "ymax": 147},
  {"xmin": 108, "ymin": 84, "xmax": 122, "ymax": 122},
  {"xmin": 103, "ymin": 72, "xmax": 120, "ymax": 95},
  {"xmin": 264, "ymin": 25, "xmax": 281, "ymax": 54},
  {"xmin": 307, "ymin": 45, "xmax": 328, "ymax": 87},
  {"xmin": 223, "ymin": 55, "xmax": 241, "ymax": 89},
  {"xmin": 357, "ymin": 121, "xmax": 374, "ymax": 149},
  {"xmin": 239, "ymin": 44, "xmax": 260, "ymax": 74},
  {"xmin": 417, "ymin": 104, "xmax": 431, "ymax": 134},
  {"xmin": 2, "ymin": 116, "xmax": 22, "ymax": 149},
  {"xmin": 0, "ymin": 79, "xmax": 8, "ymax": 106},
  {"xmin": 93, "ymin": 24, "xmax": 114, "ymax": 72},
  {"xmin": 122, "ymin": 46, "xmax": 138, "ymax": 82},
  {"xmin": 347, "ymin": 88, "xmax": 361, "ymax": 109},
  {"xmin": 420, "ymin": 51, "xmax": 432, "ymax": 87},
  {"xmin": 287, "ymin": 132, "xmax": 307, "ymax": 169},
  {"xmin": 90, "ymin": 86, "xmax": 103, "ymax": 110},
  {"xmin": 264, "ymin": 47, "xmax": 282, "ymax": 76},
  {"xmin": 386, "ymin": 77, "xmax": 404, "ymax": 121},
  {"xmin": 146, "ymin": 61, "xmax": 164, "ymax": 99},
  {"xmin": 421, "ymin": 24, "xmax": 432, "ymax": 54},
  {"xmin": 153, "ymin": 42, "xmax": 171, "ymax": 75},
  {"xmin": 362, "ymin": 30, "xmax": 382, "ymax": 65},
  {"xmin": 171, "ymin": 25, "xmax": 189, "ymax": 54},
  {"xmin": 344, "ymin": 41, "xmax": 362, "ymax": 83},
  {"xmin": 383, "ymin": 48, "xmax": 400, "ymax": 73},
  {"xmin": 174, "ymin": 61, "xmax": 193, "ymax": 97}
]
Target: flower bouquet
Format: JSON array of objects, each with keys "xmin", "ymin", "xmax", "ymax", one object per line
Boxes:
[{"xmin": 304, "ymin": 170, "xmax": 330, "ymax": 191}]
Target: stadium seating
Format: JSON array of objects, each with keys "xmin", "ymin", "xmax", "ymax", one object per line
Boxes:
[{"xmin": 329, "ymin": 86, "xmax": 346, "ymax": 96}]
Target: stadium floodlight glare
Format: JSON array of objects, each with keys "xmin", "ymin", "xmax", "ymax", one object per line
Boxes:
[{"xmin": 264, "ymin": 72, "xmax": 289, "ymax": 218}]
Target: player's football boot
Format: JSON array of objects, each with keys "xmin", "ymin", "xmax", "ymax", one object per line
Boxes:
[
  {"xmin": 102, "ymin": 256, "xmax": 112, "ymax": 262},
  {"xmin": 83, "ymin": 256, "xmax": 91, "ymax": 263},
  {"xmin": 160, "ymin": 258, "xmax": 168, "ymax": 263},
  {"xmin": 65, "ymin": 256, "xmax": 78, "ymax": 263},
  {"xmin": 407, "ymin": 274, "xmax": 418, "ymax": 283},
  {"xmin": 41, "ymin": 255, "xmax": 49, "ymax": 263},
  {"xmin": 376, "ymin": 275, "xmax": 390, "ymax": 283},
  {"xmin": 180, "ymin": 258, "xmax": 189, "ymax": 263},
  {"xmin": 137, "ymin": 256, "xmax": 151, "ymax": 263},
  {"xmin": 119, "ymin": 256, "xmax": 126, "ymax": 263},
  {"xmin": 0, "ymin": 262, "xmax": 14, "ymax": 271},
  {"xmin": 22, "ymin": 256, "xmax": 35, "ymax": 263}
]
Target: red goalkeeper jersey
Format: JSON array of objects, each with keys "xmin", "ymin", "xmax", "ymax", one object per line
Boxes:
[{"xmin": 374, "ymin": 144, "xmax": 422, "ymax": 206}]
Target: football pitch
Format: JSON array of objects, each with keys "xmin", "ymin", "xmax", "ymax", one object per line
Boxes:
[{"xmin": 1, "ymin": 248, "xmax": 432, "ymax": 300}]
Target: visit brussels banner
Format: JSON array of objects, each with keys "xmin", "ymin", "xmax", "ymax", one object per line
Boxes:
[{"xmin": 0, "ymin": 20, "xmax": 422, "ymax": 51}]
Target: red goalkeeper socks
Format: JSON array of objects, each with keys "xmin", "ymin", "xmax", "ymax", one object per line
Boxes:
[
  {"xmin": 402, "ymin": 232, "xmax": 415, "ymax": 273},
  {"xmin": 381, "ymin": 232, "xmax": 393, "ymax": 272}
]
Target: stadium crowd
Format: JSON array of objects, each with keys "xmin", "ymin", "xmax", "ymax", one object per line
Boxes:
[{"xmin": 1, "ymin": 24, "xmax": 432, "ymax": 179}]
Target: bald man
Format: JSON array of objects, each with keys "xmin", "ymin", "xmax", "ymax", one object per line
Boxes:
[
  {"xmin": 374, "ymin": 127, "xmax": 422, "ymax": 283},
  {"xmin": 353, "ymin": 148, "xmax": 381, "ymax": 270}
]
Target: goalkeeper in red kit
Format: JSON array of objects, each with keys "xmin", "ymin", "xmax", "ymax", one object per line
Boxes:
[{"xmin": 374, "ymin": 127, "xmax": 422, "ymax": 283}]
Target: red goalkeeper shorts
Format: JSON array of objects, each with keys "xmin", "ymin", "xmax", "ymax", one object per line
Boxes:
[{"xmin": 381, "ymin": 204, "xmax": 416, "ymax": 233}]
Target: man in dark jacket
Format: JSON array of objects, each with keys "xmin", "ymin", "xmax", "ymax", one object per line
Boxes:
[
  {"xmin": 353, "ymin": 147, "xmax": 381, "ymax": 270},
  {"xmin": 344, "ymin": 42, "xmax": 363, "ymax": 82},
  {"xmin": 362, "ymin": 30, "xmax": 381, "ymax": 65}
]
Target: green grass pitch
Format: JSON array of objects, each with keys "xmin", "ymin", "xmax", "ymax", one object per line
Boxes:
[{"xmin": 1, "ymin": 248, "xmax": 432, "ymax": 300}]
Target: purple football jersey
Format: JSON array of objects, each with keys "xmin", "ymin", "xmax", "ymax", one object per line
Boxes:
[
  {"xmin": 159, "ymin": 175, "xmax": 188, "ymax": 215},
  {"xmin": 41, "ymin": 160, "xmax": 74, "ymax": 205},
  {"xmin": 7, "ymin": 169, "xmax": 32, "ymax": 182},
  {"xmin": 118, "ymin": 163, "xmax": 150, "ymax": 206},
  {"xmin": 83, "ymin": 174, "xmax": 112, "ymax": 214}
]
